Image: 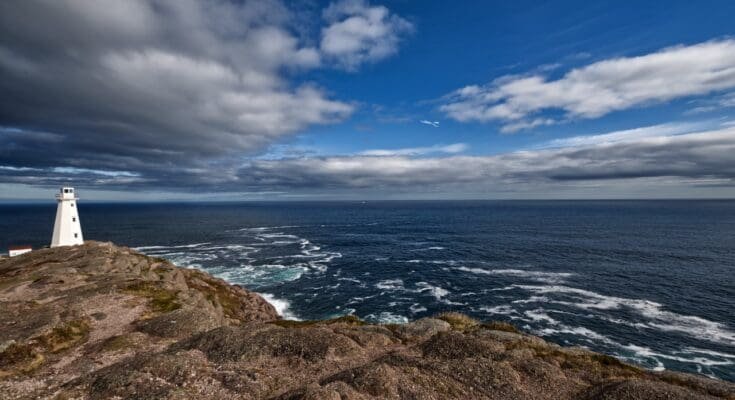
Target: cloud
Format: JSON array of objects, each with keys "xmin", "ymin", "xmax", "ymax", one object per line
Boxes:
[
  {"xmin": 538, "ymin": 121, "xmax": 711, "ymax": 149},
  {"xmin": 7, "ymin": 122, "xmax": 732, "ymax": 199},
  {"xmin": 1, "ymin": 1, "xmax": 416, "ymax": 182},
  {"xmin": 441, "ymin": 40, "xmax": 735, "ymax": 131},
  {"xmin": 320, "ymin": 0, "xmax": 413, "ymax": 70},
  {"xmin": 228, "ymin": 126, "xmax": 735, "ymax": 191},
  {"xmin": 685, "ymin": 91, "xmax": 735, "ymax": 115},
  {"xmin": 419, "ymin": 120, "xmax": 440, "ymax": 128},
  {"xmin": 359, "ymin": 143, "xmax": 467, "ymax": 156}
]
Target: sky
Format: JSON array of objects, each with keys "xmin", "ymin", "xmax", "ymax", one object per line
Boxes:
[{"xmin": 1, "ymin": 0, "xmax": 735, "ymax": 201}]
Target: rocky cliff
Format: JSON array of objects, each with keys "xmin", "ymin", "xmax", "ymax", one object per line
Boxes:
[{"xmin": 0, "ymin": 242, "xmax": 733, "ymax": 400}]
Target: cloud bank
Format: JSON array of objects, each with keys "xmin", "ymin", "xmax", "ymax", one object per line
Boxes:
[
  {"xmin": 441, "ymin": 40, "xmax": 735, "ymax": 132},
  {"xmin": 4, "ymin": 124, "xmax": 734, "ymax": 197}
]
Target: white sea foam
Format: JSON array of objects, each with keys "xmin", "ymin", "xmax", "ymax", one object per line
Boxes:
[
  {"xmin": 415, "ymin": 281, "xmax": 449, "ymax": 300},
  {"xmin": 457, "ymin": 267, "xmax": 574, "ymax": 283},
  {"xmin": 259, "ymin": 293, "xmax": 300, "ymax": 320},
  {"xmin": 376, "ymin": 279, "xmax": 404, "ymax": 290},
  {"xmin": 259, "ymin": 233, "xmax": 299, "ymax": 239},
  {"xmin": 681, "ymin": 347, "xmax": 735, "ymax": 359},
  {"xmin": 513, "ymin": 284, "xmax": 735, "ymax": 346},
  {"xmin": 535, "ymin": 325, "xmax": 617, "ymax": 346},
  {"xmin": 135, "ymin": 242, "xmax": 210, "ymax": 251},
  {"xmin": 365, "ymin": 312, "xmax": 409, "ymax": 324},
  {"xmin": 410, "ymin": 246, "xmax": 446, "ymax": 252},
  {"xmin": 409, "ymin": 303, "xmax": 428, "ymax": 314},
  {"xmin": 406, "ymin": 259, "xmax": 459, "ymax": 266},
  {"xmin": 623, "ymin": 344, "xmax": 734, "ymax": 370},
  {"xmin": 337, "ymin": 277, "xmax": 363, "ymax": 284},
  {"xmin": 478, "ymin": 305, "xmax": 519, "ymax": 316},
  {"xmin": 524, "ymin": 309, "xmax": 560, "ymax": 325}
]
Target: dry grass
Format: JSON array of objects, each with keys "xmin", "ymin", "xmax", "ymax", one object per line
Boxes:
[
  {"xmin": 271, "ymin": 315, "xmax": 366, "ymax": 328},
  {"xmin": 123, "ymin": 281, "xmax": 181, "ymax": 314},
  {"xmin": 99, "ymin": 335, "xmax": 135, "ymax": 353},
  {"xmin": 0, "ymin": 318, "xmax": 90, "ymax": 377},
  {"xmin": 481, "ymin": 321, "xmax": 520, "ymax": 333},
  {"xmin": 40, "ymin": 319, "xmax": 91, "ymax": 353},
  {"xmin": 435, "ymin": 312, "xmax": 480, "ymax": 332}
]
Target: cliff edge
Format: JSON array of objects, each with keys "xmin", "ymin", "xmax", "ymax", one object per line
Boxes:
[{"xmin": 1, "ymin": 242, "xmax": 733, "ymax": 399}]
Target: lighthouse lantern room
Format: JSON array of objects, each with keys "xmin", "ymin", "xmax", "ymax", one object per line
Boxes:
[{"xmin": 51, "ymin": 187, "xmax": 84, "ymax": 247}]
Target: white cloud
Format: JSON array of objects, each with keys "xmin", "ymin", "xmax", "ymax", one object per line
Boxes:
[
  {"xmin": 321, "ymin": 0, "xmax": 413, "ymax": 70},
  {"xmin": 230, "ymin": 125, "xmax": 735, "ymax": 194},
  {"xmin": 441, "ymin": 40, "xmax": 735, "ymax": 131},
  {"xmin": 686, "ymin": 91, "xmax": 735, "ymax": 115},
  {"xmin": 420, "ymin": 120, "xmax": 440, "ymax": 127},
  {"xmin": 539, "ymin": 121, "xmax": 711, "ymax": 149},
  {"xmin": 359, "ymin": 143, "xmax": 467, "ymax": 156},
  {"xmin": 0, "ymin": 0, "xmax": 414, "ymax": 180},
  {"xmin": 5, "ymin": 123, "xmax": 735, "ymax": 197}
]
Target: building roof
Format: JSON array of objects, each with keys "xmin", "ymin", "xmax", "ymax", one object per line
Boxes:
[{"xmin": 9, "ymin": 245, "xmax": 32, "ymax": 250}]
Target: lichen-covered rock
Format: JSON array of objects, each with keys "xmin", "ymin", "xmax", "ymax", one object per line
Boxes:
[{"xmin": 1, "ymin": 242, "xmax": 733, "ymax": 400}]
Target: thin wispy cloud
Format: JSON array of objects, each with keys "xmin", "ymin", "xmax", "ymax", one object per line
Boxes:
[
  {"xmin": 419, "ymin": 120, "xmax": 440, "ymax": 128},
  {"xmin": 537, "ymin": 121, "xmax": 714, "ymax": 149},
  {"xmin": 441, "ymin": 39, "xmax": 735, "ymax": 132},
  {"xmin": 359, "ymin": 143, "xmax": 466, "ymax": 156}
]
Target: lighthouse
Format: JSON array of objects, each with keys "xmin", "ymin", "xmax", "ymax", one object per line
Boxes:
[{"xmin": 51, "ymin": 187, "xmax": 84, "ymax": 247}]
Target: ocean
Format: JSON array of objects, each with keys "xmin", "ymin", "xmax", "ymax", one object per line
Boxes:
[{"xmin": 1, "ymin": 200, "xmax": 734, "ymax": 381}]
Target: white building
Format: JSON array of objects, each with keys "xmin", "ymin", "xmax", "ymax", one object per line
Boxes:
[
  {"xmin": 51, "ymin": 187, "xmax": 84, "ymax": 247},
  {"xmin": 8, "ymin": 246, "xmax": 32, "ymax": 257}
]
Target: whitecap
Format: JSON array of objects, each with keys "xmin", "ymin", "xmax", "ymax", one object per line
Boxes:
[
  {"xmin": 410, "ymin": 246, "xmax": 446, "ymax": 252},
  {"xmin": 259, "ymin": 293, "xmax": 300, "ymax": 320},
  {"xmin": 365, "ymin": 312, "xmax": 409, "ymax": 324},
  {"xmin": 409, "ymin": 303, "xmax": 427, "ymax": 314},
  {"xmin": 135, "ymin": 242, "xmax": 210, "ymax": 251},
  {"xmin": 337, "ymin": 277, "xmax": 363, "ymax": 284},
  {"xmin": 415, "ymin": 281, "xmax": 449, "ymax": 300},
  {"xmin": 456, "ymin": 267, "xmax": 574, "ymax": 283},
  {"xmin": 478, "ymin": 304, "xmax": 519, "ymax": 316},
  {"xmin": 523, "ymin": 309, "xmax": 560, "ymax": 325},
  {"xmin": 376, "ymin": 279, "xmax": 404, "ymax": 290},
  {"xmin": 512, "ymin": 284, "xmax": 735, "ymax": 346}
]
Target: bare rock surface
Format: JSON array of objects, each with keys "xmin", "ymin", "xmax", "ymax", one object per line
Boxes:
[{"xmin": 1, "ymin": 242, "xmax": 733, "ymax": 399}]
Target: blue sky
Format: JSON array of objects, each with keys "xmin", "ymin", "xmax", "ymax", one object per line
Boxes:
[{"xmin": 1, "ymin": 0, "xmax": 735, "ymax": 200}]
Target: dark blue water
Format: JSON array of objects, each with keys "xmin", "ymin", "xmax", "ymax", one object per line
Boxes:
[{"xmin": 1, "ymin": 200, "xmax": 734, "ymax": 381}]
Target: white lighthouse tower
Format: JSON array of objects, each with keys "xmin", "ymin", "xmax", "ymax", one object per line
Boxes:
[{"xmin": 51, "ymin": 187, "xmax": 84, "ymax": 247}]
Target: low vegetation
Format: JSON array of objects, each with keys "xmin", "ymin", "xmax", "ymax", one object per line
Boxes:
[{"xmin": 123, "ymin": 281, "xmax": 181, "ymax": 314}]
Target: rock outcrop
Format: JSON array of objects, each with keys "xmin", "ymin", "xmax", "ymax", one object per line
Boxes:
[{"xmin": 1, "ymin": 242, "xmax": 733, "ymax": 399}]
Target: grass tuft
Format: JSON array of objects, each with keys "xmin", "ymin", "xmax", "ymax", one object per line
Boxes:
[
  {"xmin": 270, "ymin": 314, "xmax": 366, "ymax": 328},
  {"xmin": 435, "ymin": 312, "xmax": 479, "ymax": 332},
  {"xmin": 40, "ymin": 319, "xmax": 91, "ymax": 353},
  {"xmin": 123, "ymin": 281, "xmax": 181, "ymax": 314},
  {"xmin": 480, "ymin": 321, "xmax": 521, "ymax": 333}
]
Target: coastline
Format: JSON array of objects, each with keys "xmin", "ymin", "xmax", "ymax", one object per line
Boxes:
[{"xmin": 1, "ymin": 242, "xmax": 733, "ymax": 399}]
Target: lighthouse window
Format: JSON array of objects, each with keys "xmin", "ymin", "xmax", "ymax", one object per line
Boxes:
[
  {"xmin": 74, "ymin": 233, "xmax": 78, "ymax": 238},
  {"xmin": 71, "ymin": 203, "xmax": 74, "ymax": 207},
  {"xmin": 72, "ymin": 217, "xmax": 76, "ymax": 222}
]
